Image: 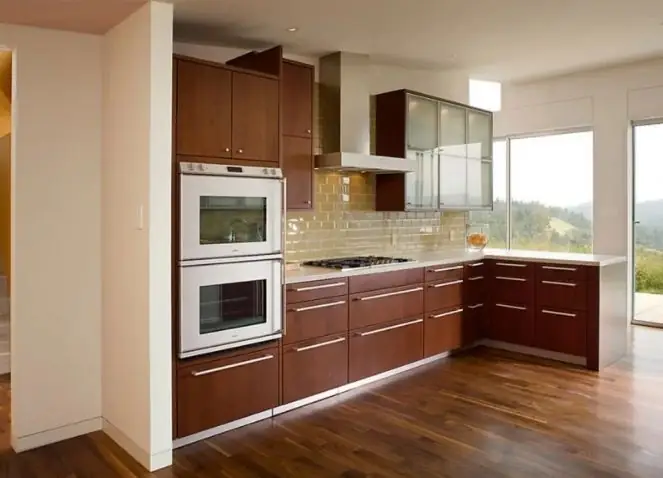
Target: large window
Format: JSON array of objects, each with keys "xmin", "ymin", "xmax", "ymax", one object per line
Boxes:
[{"xmin": 471, "ymin": 131, "xmax": 593, "ymax": 252}]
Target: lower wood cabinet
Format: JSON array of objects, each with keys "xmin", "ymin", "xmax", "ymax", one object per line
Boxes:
[
  {"xmin": 349, "ymin": 317, "xmax": 423, "ymax": 382},
  {"xmin": 282, "ymin": 333, "xmax": 348, "ymax": 404},
  {"xmin": 349, "ymin": 284, "xmax": 424, "ymax": 330},
  {"xmin": 534, "ymin": 308, "xmax": 587, "ymax": 356},
  {"xmin": 488, "ymin": 303, "xmax": 534, "ymax": 346},
  {"xmin": 284, "ymin": 296, "xmax": 348, "ymax": 345},
  {"xmin": 424, "ymin": 307, "xmax": 463, "ymax": 357},
  {"xmin": 177, "ymin": 345, "xmax": 279, "ymax": 438},
  {"xmin": 464, "ymin": 303, "xmax": 484, "ymax": 345},
  {"xmin": 425, "ymin": 278, "xmax": 463, "ymax": 312}
]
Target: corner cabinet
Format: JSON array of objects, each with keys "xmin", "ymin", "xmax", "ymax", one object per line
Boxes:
[{"xmin": 374, "ymin": 89, "xmax": 493, "ymax": 211}]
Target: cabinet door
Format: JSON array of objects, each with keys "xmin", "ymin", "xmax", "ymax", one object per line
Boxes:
[
  {"xmin": 406, "ymin": 94, "xmax": 438, "ymax": 151},
  {"xmin": 468, "ymin": 110, "xmax": 492, "ymax": 159},
  {"xmin": 439, "ymin": 103, "xmax": 467, "ymax": 153},
  {"xmin": 424, "ymin": 307, "xmax": 463, "ymax": 357},
  {"xmin": 405, "ymin": 149, "xmax": 439, "ymax": 209},
  {"xmin": 176, "ymin": 60, "xmax": 232, "ymax": 158},
  {"xmin": 282, "ymin": 334, "xmax": 348, "ymax": 404},
  {"xmin": 282, "ymin": 61, "xmax": 313, "ymax": 138},
  {"xmin": 489, "ymin": 303, "xmax": 534, "ymax": 346},
  {"xmin": 283, "ymin": 136, "xmax": 313, "ymax": 210},
  {"xmin": 534, "ymin": 308, "xmax": 587, "ymax": 356},
  {"xmin": 232, "ymin": 72, "xmax": 279, "ymax": 162},
  {"xmin": 467, "ymin": 158, "xmax": 492, "ymax": 207},
  {"xmin": 464, "ymin": 303, "xmax": 484, "ymax": 344},
  {"xmin": 439, "ymin": 153, "xmax": 467, "ymax": 207}
]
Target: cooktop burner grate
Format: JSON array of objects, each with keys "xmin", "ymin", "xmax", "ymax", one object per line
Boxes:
[{"xmin": 302, "ymin": 256, "xmax": 414, "ymax": 270}]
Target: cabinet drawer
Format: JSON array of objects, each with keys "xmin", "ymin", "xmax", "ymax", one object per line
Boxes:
[
  {"xmin": 286, "ymin": 278, "xmax": 348, "ymax": 304},
  {"xmin": 424, "ymin": 307, "xmax": 464, "ymax": 357},
  {"xmin": 425, "ymin": 263, "xmax": 464, "ymax": 283},
  {"xmin": 537, "ymin": 279, "xmax": 587, "ymax": 311},
  {"xmin": 284, "ymin": 297, "xmax": 348, "ymax": 344},
  {"xmin": 349, "ymin": 268, "xmax": 424, "ymax": 294},
  {"xmin": 464, "ymin": 304, "xmax": 484, "ymax": 344},
  {"xmin": 489, "ymin": 303, "xmax": 534, "ymax": 346},
  {"xmin": 465, "ymin": 274, "xmax": 486, "ymax": 305},
  {"xmin": 534, "ymin": 308, "xmax": 587, "ymax": 357},
  {"xmin": 349, "ymin": 284, "xmax": 424, "ymax": 330},
  {"xmin": 464, "ymin": 261, "xmax": 487, "ymax": 279},
  {"xmin": 537, "ymin": 263, "xmax": 588, "ymax": 283},
  {"xmin": 491, "ymin": 260, "xmax": 534, "ymax": 280},
  {"xmin": 425, "ymin": 278, "xmax": 463, "ymax": 312},
  {"xmin": 177, "ymin": 346, "xmax": 278, "ymax": 437},
  {"xmin": 491, "ymin": 275, "xmax": 534, "ymax": 304},
  {"xmin": 349, "ymin": 317, "xmax": 423, "ymax": 382},
  {"xmin": 282, "ymin": 333, "xmax": 348, "ymax": 404}
]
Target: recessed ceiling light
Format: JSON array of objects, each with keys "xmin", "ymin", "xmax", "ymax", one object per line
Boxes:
[{"xmin": 287, "ymin": 27, "xmax": 298, "ymax": 32}]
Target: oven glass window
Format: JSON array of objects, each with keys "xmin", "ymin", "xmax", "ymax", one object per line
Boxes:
[
  {"xmin": 199, "ymin": 280, "xmax": 267, "ymax": 334},
  {"xmin": 199, "ymin": 196, "xmax": 267, "ymax": 245}
]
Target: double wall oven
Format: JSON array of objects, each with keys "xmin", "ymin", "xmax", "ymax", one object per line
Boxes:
[{"xmin": 179, "ymin": 162, "xmax": 284, "ymax": 359}]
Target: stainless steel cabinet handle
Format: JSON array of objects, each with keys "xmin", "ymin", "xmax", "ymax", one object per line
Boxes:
[
  {"xmin": 541, "ymin": 280, "xmax": 576, "ymax": 287},
  {"xmin": 496, "ymin": 276, "xmax": 526, "ymax": 282},
  {"xmin": 430, "ymin": 279, "xmax": 463, "ymax": 288},
  {"xmin": 430, "ymin": 265, "xmax": 463, "ymax": 273},
  {"xmin": 292, "ymin": 281, "xmax": 346, "ymax": 292},
  {"xmin": 305, "ymin": 200, "xmax": 312, "ymax": 205},
  {"xmin": 291, "ymin": 300, "xmax": 346, "ymax": 312},
  {"xmin": 542, "ymin": 265, "xmax": 577, "ymax": 272},
  {"xmin": 357, "ymin": 318, "xmax": 423, "ymax": 337},
  {"xmin": 496, "ymin": 303, "xmax": 527, "ymax": 311},
  {"xmin": 358, "ymin": 287, "xmax": 423, "ymax": 301},
  {"xmin": 467, "ymin": 303, "xmax": 484, "ymax": 309},
  {"xmin": 469, "ymin": 262, "xmax": 484, "ymax": 267},
  {"xmin": 430, "ymin": 308, "xmax": 463, "ymax": 319},
  {"xmin": 306, "ymin": 129, "xmax": 312, "ymax": 134},
  {"xmin": 496, "ymin": 262, "xmax": 527, "ymax": 268},
  {"xmin": 237, "ymin": 148, "xmax": 243, "ymax": 154},
  {"xmin": 468, "ymin": 276, "xmax": 484, "ymax": 281},
  {"xmin": 542, "ymin": 309, "xmax": 577, "ymax": 318},
  {"xmin": 191, "ymin": 354, "xmax": 274, "ymax": 377},
  {"xmin": 224, "ymin": 147, "xmax": 231, "ymax": 152},
  {"xmin": 294, "ymin": 337, "xmax": 345, "ymax": 352}
]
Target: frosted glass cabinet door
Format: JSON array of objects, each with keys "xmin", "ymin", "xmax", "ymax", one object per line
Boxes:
[
  {"xmin": 468, "ymin": 110, "xmax": 492, "ymax": 159},
  {"xmin": 439, "ymin": 103, "xmax": 467, "ymax": 156},
  {"xmin": 405, "ymin": 149, "xmax": 439, "ymax": 209},
  {"xmin": 439, "ymin": 153, "xmax": 467, "ymax": 207},
  {"xmin": 407, "ymin": 94, "xmax": 438, "ymax": 151},
  {"xmin": 467, "ymin": 158, "xmax": 492, "ymax": 207}
]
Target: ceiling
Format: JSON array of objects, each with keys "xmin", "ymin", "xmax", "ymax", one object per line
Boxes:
[
  {"xmin": 0, "ymin": 0, "xmax": 147, "ymax": 35},
  {"xmin": 170, "ymin": 0, "xmax": 663, "ymax": 82}
]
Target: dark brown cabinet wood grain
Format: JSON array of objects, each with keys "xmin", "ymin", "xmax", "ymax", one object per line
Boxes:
[
  {"xmin": 425, "ymin": 279, "xmax": 463, "ymax": 312},
  {"xmin": 534, "ymin": 308, "xmax": 587, "ymax": 356},
  {"xmin": 282, "ymin": 61, "xmax": 313, "ymax": 138},
  {"xmin": 350, "ymin": 284, "xmax": 424, "ymax": 330},
  {"xmin": 284, "ymin": 296, "xmax": 348, "ymax": 345},
  {"xmin": 176, "ymin": 59, "xmax": 232, "ymax": 159},
  {"xmin": 283, "ymin": 136, "xmax": 313, "ymax": 209},
  {"xmin": 424, "ymin": 307, "xmax": 463, "ymax": 357},
  {"xmin": 285, "ymin": 277, "xmax": 348, "ymax": 304},
  {"xmin": 488, "ymin": 303, "xmax": 534, "ymax": 346}
]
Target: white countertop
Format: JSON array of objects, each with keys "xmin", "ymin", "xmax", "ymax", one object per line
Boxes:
[{"xmin": 285, "ymin": 248, "xmax": 626, "ymax": 284}]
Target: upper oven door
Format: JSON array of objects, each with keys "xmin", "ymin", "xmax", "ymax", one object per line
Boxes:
[{"xmin": 180, "ymin": 173, "xmax": 283, "ymax": 260}]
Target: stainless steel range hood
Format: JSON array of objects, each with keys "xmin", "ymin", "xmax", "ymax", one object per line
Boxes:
[{"xmin": 315, "ymin": 52, "xmax": 415, "ymax": 174}]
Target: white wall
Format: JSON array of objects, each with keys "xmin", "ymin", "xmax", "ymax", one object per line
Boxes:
[
  {"xmin": 495, "ymin": 58, "xmax": 663, "ymax": 318},
  {"xmin": 0, "ymin": 24, "xmax": 103, "ymax": 448},
  {"xmin": 102, "ymin": 2, "xmax": 173, "ymax": 471}
]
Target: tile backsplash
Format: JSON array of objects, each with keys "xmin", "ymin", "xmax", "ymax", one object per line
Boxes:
[{"xmin": 284, "ymin": 83, "xmax": 467, "ymax": 262}]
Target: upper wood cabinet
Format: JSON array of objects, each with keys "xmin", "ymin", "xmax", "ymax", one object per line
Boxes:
[
  {"xmin": 375, "ymin": 89, "xmax": 493, "ymax": 211},
  {"xmin": 282, "ymin": 61, "xmax": 313, "ymax": 138},
  {"xmin": 283, "ymin": 136, "xmax": 313, "ymax": 209},
  {"xmin": 174, "ymin": 56, "xmax": 279, "ymax": 164}
]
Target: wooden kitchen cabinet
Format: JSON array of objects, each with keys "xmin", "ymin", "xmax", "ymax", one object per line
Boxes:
[
  {"xmin": 465, "ymin": 260, "xmax": 487, "ymax": 341},
  {"xmin": 350, "ymin": 284, "xmax": 424, "ymax": 330},
  {"xmin": 349, "ymin": 317, "xmax": 423, "ymax": 382},
  {"xmin": 231, "ymin": 72, "xmax": 279, "ymax": 162},
  {"xmin": 282, "ymin": 333, "xmax": 348, "ymax": 404},
  {"xmin": 282, "ymin": 60, "xmax": 313, "ymax": 138},
  {"xmin": 283, "ymin": 136, "xmax": 314, "ymax": 210},
  {"xmin": 534, "ymin": 309, "xmax": 587, "ymax": 356},
  {"xmin": 176, "ymin": 58, "xmax": 232, "ymax": 159},
  {"xmin": 489, "ymin": 303, "xmax": 534, "ymax": 346},
  {"xmin": 424, "ymin": 307, "xmax": 463, "ymax": 357},
  {"xmin": 177, "ymin": 345, "xmax": 279, "ymax": 438},
  {"xmin": 284, "ymin": 295, "xmax": 348, "ymax": 345}
]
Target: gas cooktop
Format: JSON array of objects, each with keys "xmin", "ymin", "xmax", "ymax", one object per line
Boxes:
[{"xmin": 302, "ymin": 256, "xmax": 414, "ymax": 271}]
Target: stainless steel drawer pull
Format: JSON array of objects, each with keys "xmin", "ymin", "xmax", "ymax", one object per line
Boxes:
[
  {"xmin": 430, "ymin": 265, "xmax": 464, "ymax": 273},
  {"xmin": 468, "ymin": 276, "xmax": 484, "ymax": 281},
  {"xmin": 191, "ymin": 354, "xmax": 274, "ymax": 377},
  {"xmin": 357, "ymin": 318, "xmax": 423, "ymax": 336},
  {"xmin": 292, "ymin": 282, "xmax": 346, "ymax": 292},
  {"xmin": 542, "ymin": 309, "xmax": 577, "ymax": 318},
  {"xmin": 496, "ymin": 262, "xmax": 527, "ymax": 268},
  {"xmin": 468, "ymin": 303, "xmax": 484, "ymax": 309},
  {"xmin": 431, "ymin": 308, "xmax": 463, "ymax": 319},
  {"xmin": 292, "ymin": 300, "xmax": 346, "ymax": 312},
  {"xmin": 358, "ymin": 287, "xmax": 423, "ymax": 301},
  {"xmin": 541, "ymin": 280, "xmax": 576, "ymax": 287},
  {"xmin": 294, "ymin": 337, "xmax": 346, "ymax": 352},
  {"xmin": 542, "ymin": 265, "xmax": 577, "ymax": 272},
  {"xmin": 496, "ymin": 303, "xmax": 527, "ymax": 311},
  {"xmin": 430, "ymin": 280, "xmax": 464, "ymax": 288},
  {"xmin": 496, "ymin": 276, "xmax": 527, "ymax": 282},
  {"xmin": 469, "ymin": 262, "xmax": 484, "ymax": 267}
]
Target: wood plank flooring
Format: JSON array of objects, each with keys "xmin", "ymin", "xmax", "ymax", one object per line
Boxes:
[{"xmin": 1, "ymin": 327, "xmax": 663, "ymax": 477}]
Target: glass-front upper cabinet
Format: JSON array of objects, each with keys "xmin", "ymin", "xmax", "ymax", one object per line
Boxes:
[
  {"xmin": 468, "ymin": 110, "xmax": 492, "ymax": 159},
  {"xmin": 439, "ymin": 152, "xmax": 467, "ymax": 207},
  {"xmin": 467, "ymin": 158, "xmax": 492, "ymax": 207},
  {"xmin": 438, "ymin": 103, "xmax": 467, "ymax": 157},
  {"xmin": 406, "ymin": 94, "xmax": 438, "ymax": 151},
  {"xmin": 405, "ymin": 149, "xmax": 439, "ymax": 209}
]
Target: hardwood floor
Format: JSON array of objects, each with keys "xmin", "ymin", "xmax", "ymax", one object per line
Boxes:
[{"xmin": 1, "ymin": 327, "xmax": 663, "ymax": 477}]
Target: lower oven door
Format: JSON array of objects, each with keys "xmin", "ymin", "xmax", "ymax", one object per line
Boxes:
[{"xmin": 180, "ymin": 257, "xmax": 282, "ymax": 358}]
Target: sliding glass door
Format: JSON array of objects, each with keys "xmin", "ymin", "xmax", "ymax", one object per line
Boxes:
[{"xmin": 632, "ymin": 121, "xmax": 663, "ymax": 327}]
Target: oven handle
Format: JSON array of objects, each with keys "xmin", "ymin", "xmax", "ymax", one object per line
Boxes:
[
  {"xmin": 191, "ymin": 354, "xmax": 274, "ymax": 377},
  {"xmin": 281, "ymin": 177, "xmax": 287, "ymax": 253}
]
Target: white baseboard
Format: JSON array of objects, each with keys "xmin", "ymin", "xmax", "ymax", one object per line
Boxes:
[
  {"xmin": 173, "ymin": 410, "xmax": 272, "ymax": 449},
  {"xmin": 103, "ymin": 419, "xmax": 172, "ymax": 471},
  {"xmin": 481, "ymin": 340, "xmax": 586, "ymax": 366},
  {"xmin": 12, "ymin": 417, "xmax": 102, "ymax": 452}
]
